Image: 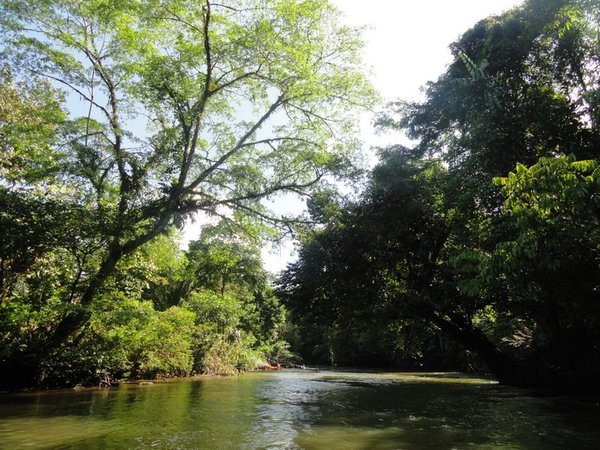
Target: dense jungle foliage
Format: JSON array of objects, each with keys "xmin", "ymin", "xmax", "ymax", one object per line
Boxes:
[
  {"xmin": 279, "ymin": 0, "xmax": 600, "ymax": 391},
  {"xmin": 0, "ymin": 0, "xmax": 374, "ymax": 388},
  {"xmin": 1, "ymin": 0, "xmax": 599, "ymax": 392}
]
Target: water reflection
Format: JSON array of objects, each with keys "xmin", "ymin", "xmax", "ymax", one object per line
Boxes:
[{"xmin": 0, "ymin": 370, "xmax": 599, "ymax": 449}]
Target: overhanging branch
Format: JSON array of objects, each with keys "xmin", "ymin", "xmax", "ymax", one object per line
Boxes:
[{"xmin": 185, "ymin": 94, "xmax": 288, "ymax": 192}]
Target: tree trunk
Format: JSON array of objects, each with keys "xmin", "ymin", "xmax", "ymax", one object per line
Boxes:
[
  {"xmin": 48, "ymin": 245, "xmax": 123, "ymax": 346},
  {"xmin": 0, "ymin": 245, "xmax": 126, "ymax": 388},
  {"xmin": 427, "ymin": 312, "xmax": 533, "ymax": 386}
]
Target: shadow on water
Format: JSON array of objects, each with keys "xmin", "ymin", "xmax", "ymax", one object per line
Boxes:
[{"xmin": 1, "ymin": 370, "xmax": 599, "ymax": 449}]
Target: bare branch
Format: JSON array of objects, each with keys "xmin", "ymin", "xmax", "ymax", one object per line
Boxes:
[
  {"xmin": 202, "ymin": 0, "xmax": 213, "ymax": 102},
  {"xmin": 26, "ymin": 69, "xmax": 112, "ymax": 121},
  {"xmin": 206, "ymin": 171, "xmax": 325, "ymax": 206},
  {"xmin": 238, "ymin": 136, "xmax": 317, "ymax": 149},
  {"xmin": 186, "ymin": 94, "xmax": 288, "ymax": 192},
  {"xmin": 286, "ymin": 102, "xmax": 338, "ymax": 136},
  {"xmin": 161, "ymin": 8, "xmax": 204, "ymax": 34},
  {"xmin": 177, "ymin": 0, "xmax": 213, "ymax": 187},
  {"xmin": 209, "ymin": 70, "xmax": 260, "ymax": 96},
  {"xmin": 210, "ymin": 3, "xmax": 244, "ymax": 12}
]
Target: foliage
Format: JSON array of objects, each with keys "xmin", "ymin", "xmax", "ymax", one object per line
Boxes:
[
  {"xmin": 115, "ymin": 230, "xmax": 189, "ymax": 310},
  {"xmin": 10, "ymin": 223, "xmax": 289, "ymax": 385},
  {"xmin": 4, "ymin": 0, "xmax": 600, "ymax": 392},
  {"xmin": 179, "ymin": 224, "xmax": 288, "ymax": 373},
  {"xmin": 278, "ymin": 154, "xmax": 465, "ymax": 368},
  {"xmin": 0, "ymin": 0, "xmax": 373, "ymax": 386},
  {"xmin": 0, "ymin": 68, "xmax": 66, "ymax": 182},
  {"xmin": 280, "ymin": 0, "xmax": 600, "ymax": 390},
  {"xmin": 40, "ymin": 296, "xmax": 196, "ymax": 385},
  {"xmin": 377, "ymin": 0, "xmax": 598, "ymax": 198},
  {"xmin": 183, "ymin": 291, "xmax": 261, "ymax": 375},
  {"xmin": 485, "ymin": 155, "xmax": 600, "ymax": 383},
  {"xmin": 186, "ymin": 225, "xmax": 267, "ymax": 299}
]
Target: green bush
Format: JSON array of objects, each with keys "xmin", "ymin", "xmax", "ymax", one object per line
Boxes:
[
  {"xmin": 183, "ymin": 291, "xmax": 263, "ymax": 374},
  {"xmin": 40, "ymin": 295, "xmax": 195, "ymax": 385}
]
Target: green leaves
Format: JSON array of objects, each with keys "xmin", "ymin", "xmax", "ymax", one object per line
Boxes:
[
  {"xmin": 277, "ymin": 0, "xmax": 600, "ymax": 389},
  {"xmin": 2, "ymin": 0, "xmax": 376, "ymax": 235},
  {"xmin": 0, "ymin": 0, "xmax": 379, "ymax": 386},
  {"xmin": 497, "ymin": 154, "xmax": 600, "ymax": 223},
  {"xmin": 0, "ymin": 70, "xmax": 67, "ymax": 182}
]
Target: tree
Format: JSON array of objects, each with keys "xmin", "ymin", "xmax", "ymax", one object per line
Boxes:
[
  {"xmin": 0, "ymin": 70, "xmax": 69, "ymax": 299},
  {"xmin": 279, "ymin": 154, "xmax": 475, "ymax": 369},
  {"xmin": 182, "ymin": 223, "xmax": 287, "ymax": 364},
  {"xmin": 281, "ymin": 0, "xmax": 600, "ymax": 389},
  {"xmin": 0, "ymin": 0, "xmax": 375, "ymax": 380},
  {"xmin": 388, "ymin": 0, "xmax": 600, "ymax": 386},
  {"xmin": 0, "ymin": 68, "xmax": 66, "ymax": 182},
  {"xmin": 378, "ymin": 0, "xmax": 598, "ymax": 199},
  {"xmin": 488, "ymin": 154, "xmax": 600, "ymax": 387},
  {"xmin": 185, "ymin": 224, "xmax": 267, "ymax": 299}
]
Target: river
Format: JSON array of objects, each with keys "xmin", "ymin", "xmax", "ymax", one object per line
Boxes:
[{"xmin": 0, "ymin": 370, "xmax": 598, "ymax": 449}]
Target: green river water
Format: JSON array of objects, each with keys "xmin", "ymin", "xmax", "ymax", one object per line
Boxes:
[{"xmin": 0, "ymin": 370, "xmax": 599, "ymax": 449}]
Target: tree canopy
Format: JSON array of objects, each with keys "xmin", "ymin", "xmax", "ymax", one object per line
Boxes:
[
  {"xmin": 3, "ymin": 0, "xmax": 600, "ymax": 392},
  {"xmin": 280, "ymin": 0, "xmax": 600, "ymax": 391},
  {"xmin": 0, "ymin": 0, "xmax": 374, "ymax": 387}
]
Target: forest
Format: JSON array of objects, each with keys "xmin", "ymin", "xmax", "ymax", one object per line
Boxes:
[{"xmin": 1, "ymin": 0, "xmax": 599, "ymax": 393}]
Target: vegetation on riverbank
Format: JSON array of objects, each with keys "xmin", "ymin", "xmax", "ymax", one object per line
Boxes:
[
  {"xmin": 1, "ymin": 0, "xmax": 599, "ymax": 392},
  {"xmin": 2, "ymin": 222, "xmax": 295, "ymax": 387},
  {"xmin": 279, "ymin": 0, "xmax": 600, "ymax": 391},
  {"xmin": 0, "ymin": 0, "xmax": 373, "ymax": 388}
]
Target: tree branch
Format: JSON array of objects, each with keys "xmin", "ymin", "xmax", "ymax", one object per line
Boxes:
[
  {"xmin": 178, "ymin": 0, "xmax": 213, "ymax": 188},
  {"xmin": 185, "ymin": 94, "xmax": 288, "ymax": 192},
  {"xmin": 26, "ymin": 69, "xmax": 112, "ymax": 121}
]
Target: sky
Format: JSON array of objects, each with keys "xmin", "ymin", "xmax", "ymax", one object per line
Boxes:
[
  {"xmin": 330, "ymin": 0, "xmax": 524, "ymax": 101},
  {"xmin": 259, "ymin": 0, "xmax": 524, "ymax": 273}
]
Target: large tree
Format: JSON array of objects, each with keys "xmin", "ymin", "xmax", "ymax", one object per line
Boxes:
[
  {"xmin": 280, "ymin": 0, "xmax": 600, "ymax": 390},
  {"xmin": 0, "ymin": 0, "xmax": 374, "ymax": 384},
  {"xmin": 379, "ymin": 0, "xmax": 598, "ymax": 198},
  {"xmin": 278, "ymin": 152, "xmax": 496, "ymax": 371}
]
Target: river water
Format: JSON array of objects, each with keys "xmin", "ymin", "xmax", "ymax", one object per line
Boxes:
[{"xmin": 0, "ymin": 370, "xmax": 598, "ymax": 449}]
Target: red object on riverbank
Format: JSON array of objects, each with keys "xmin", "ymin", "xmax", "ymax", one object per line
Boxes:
[{"xmin": 257, "ymin": 363, "xmax": 281, "ymax": 370}]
